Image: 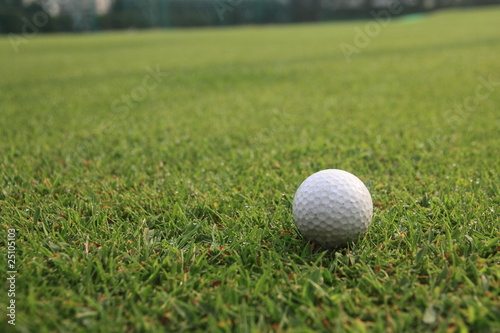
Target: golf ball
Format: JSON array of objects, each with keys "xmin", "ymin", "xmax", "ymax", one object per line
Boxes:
[{"xmin": 292, "ymin": 169, "xmax": 373, "ymax": 248}]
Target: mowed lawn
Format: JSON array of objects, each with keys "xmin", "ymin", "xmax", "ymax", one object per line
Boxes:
[{"xmin": 1, "ymin": 6, "xmax": 499, "ymax": 333}]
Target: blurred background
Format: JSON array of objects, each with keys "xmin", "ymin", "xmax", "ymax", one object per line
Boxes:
[{"xmin": 1, "ymin": 0, "xmax": 499, "ymax": 33}]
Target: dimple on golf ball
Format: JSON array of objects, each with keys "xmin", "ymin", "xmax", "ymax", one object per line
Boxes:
[{"xmin": 292, "ymin": 169, "xmax": 373, "ymax": 248}]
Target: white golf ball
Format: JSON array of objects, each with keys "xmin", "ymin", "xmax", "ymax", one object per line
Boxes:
[{"xmin": 292, "ymin": 169, "xmax": 373, "ymax": 248}]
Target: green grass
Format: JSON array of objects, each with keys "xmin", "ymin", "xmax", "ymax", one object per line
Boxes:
[{"xmin": 1, "ymin": 6, "xmax": 499, "ymax": 333}]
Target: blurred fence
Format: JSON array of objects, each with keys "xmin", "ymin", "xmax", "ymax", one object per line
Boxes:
[{"xmin": 1, "ymin": 0, "xmax": 500, "ymax": 33}]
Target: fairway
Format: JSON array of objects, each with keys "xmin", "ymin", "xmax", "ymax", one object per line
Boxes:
[{"xmin": 1, "ymin": 6, "xmax": 499, "ymax": 332}]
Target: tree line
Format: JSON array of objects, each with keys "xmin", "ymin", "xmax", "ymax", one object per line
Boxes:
[{"xmin": 1, "ymin": 0, "xmax": 499, "ymax": 33}]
